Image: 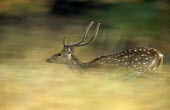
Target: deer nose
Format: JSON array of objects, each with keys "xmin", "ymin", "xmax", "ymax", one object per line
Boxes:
[{"xmin": 47, "ymin": 59, "xmax": 52, "ymax": 63}]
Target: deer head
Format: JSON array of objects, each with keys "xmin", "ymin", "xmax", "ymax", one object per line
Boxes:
[{"xmin": 47, "ymin": 21, "xmax": 100, "ymax": 64}]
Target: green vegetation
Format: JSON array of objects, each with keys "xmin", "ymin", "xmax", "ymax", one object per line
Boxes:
[{"xmin": 86, "ymin": 2, "xmax": 166, "ymax": 38}]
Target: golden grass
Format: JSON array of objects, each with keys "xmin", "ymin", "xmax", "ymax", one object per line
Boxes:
[{"xmin": 0, "ymin": 20, "xmax": 170, "ymax": 110}]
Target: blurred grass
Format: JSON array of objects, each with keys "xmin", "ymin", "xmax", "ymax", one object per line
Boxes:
[
  {"xmin": 0, "ymin": 1, "xmax": 170, "ymax": 110},
  {"xmin": 0, "ymin": 16, "xmax": 170, "ymax": 110}
]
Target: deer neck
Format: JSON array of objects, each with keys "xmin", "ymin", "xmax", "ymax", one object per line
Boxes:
[{"xmin": 67, "ymin": 54, "xmax": 89, "ymax": 70}]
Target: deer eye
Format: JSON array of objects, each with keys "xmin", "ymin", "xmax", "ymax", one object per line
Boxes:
[{"xmin": 58, "ymin": 53, "xmax": 61, "ymax": 56}]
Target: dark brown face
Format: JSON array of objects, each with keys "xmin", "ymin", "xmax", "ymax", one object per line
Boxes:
[{"xmin": 47, "ymin": 46, "xmax": 75, "ymax": 64}]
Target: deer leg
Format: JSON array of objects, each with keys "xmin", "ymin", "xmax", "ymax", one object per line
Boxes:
[
  {"xmin": 147, "ymin": 57, "xmax": 159, "ymax": 73},
  {"xmin": 121, "ymin": 74, "xmax": 135, "ymax": 81},
  {"xmin": 121, "ymin": 71, "xmax": 144, "ymax": 81},
  {"xmin": 156, "ymin": 56, "xmax": 163, "ymax": 72},
  {"xmin": 148, "ymin": 56, "xmax": 163, "ymax": 73}
]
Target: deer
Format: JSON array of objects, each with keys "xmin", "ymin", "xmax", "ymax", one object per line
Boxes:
[{"xmin": 47, "ymin": 21, "xmax": 163, "ymax": 79}]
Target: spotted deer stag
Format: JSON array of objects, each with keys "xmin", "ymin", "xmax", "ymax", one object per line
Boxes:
[{"xmin": 47, "ymin": 21, "xmax": 163, "ymax": 77}]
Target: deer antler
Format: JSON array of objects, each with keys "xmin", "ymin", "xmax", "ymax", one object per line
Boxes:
[
  {"xmin": 64, "ymin": 21, "xmax": 100, "ymax": 47},
  {"xmin": 63, "ymin": 36, "xmax": 67, "ymax": 46},
  {"xmin": 73, "ymin": 21, "xmax": 94, "ymax": 46},
  {"xmin": 77, "ymin": 22, "xmax": 100, "ymax": 47}
]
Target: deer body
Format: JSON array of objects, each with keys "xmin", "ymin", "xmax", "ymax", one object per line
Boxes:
[{"xmin": 47, "ymin": 21, "xmax": 163, "ymax": 77}]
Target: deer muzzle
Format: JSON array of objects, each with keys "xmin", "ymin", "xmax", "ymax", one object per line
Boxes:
[{"xmin": 47, "ymin": 58, "xmax": 52, "ymax": 63}]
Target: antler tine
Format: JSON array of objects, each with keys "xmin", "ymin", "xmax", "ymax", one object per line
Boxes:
[
  {"xmin": 63, "ymin": 36, "xmax": 67, "ymax": 46},
  {"xmin": 67, "ymin": 21, "xmax": 94, "ymax": 46},
  {"xmin": 76, "ymin": 22, "xmax": 100, "ymax": 47}
]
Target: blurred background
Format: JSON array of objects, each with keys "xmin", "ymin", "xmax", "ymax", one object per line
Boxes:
[{"xmin": 0, "ymin": 0, "xmax": 170, "ymax": 110}]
